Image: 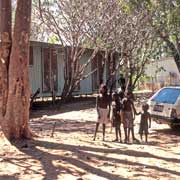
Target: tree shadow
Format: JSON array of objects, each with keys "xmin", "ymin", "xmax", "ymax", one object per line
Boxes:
[
  {"xmin": 30, "ymin": 99, "xmax": 95, "ymax": 119},
  {"xmin": 30, "ymin": 117, "xmax": 180, "ymax": 147},
  {"xmin": 30, "ymin": 118, "xmax": 95, "ymax": 134},
  {"xmin": 0, "ymin": 175, "xmax": 18, "ymax": 180},
  {"xmin": 153, "ymin": 128, "xmax": 180, "ymax": 136},
  {"xmin": 11, "ymin": 140, "xmax": 127, "ymax": 180},
  {"xmin": 9, "ymin": 138, "xmax": 180, "ymax": 180},
  {"xmin": 150, "ymin": 128, "xmax": 180, "ymax": 146}
]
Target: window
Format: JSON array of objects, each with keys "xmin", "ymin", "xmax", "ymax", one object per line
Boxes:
[
  {"xmin": 42, "ymin": 48, "xmax": 58, "ymax": 93},
  {"xmin": 92, "ymin": 53, "xmax": 104, "ymax": 90},
  {"xmin": 152, "ymin": 88, "xmax": 180, "ymax": 104},
  {"xmin": 50, "ymin": 48, "xmax": 58, "ymax": 91},
  {"xmin": 29, "ymin": 46, "xmax": 33, "ymax": 65}
]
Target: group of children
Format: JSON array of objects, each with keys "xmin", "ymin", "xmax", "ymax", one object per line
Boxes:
[{"xmin": 93, "ymin": 84, "xmax": 151, "ymax": 144}]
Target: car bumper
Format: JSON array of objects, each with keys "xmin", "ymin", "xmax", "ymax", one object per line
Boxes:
[{"xmin": 150, "ymin": 114, "xmax": 180, "ymax": 125}]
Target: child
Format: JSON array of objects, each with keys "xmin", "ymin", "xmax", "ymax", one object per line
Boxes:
[
  {"xmin": 121, "ymin": 91, "xmax": 139, "ymax": 143},
  {"xmin": 139, "ymin": 104, "xmax": 151, "ymax": 143},
  {"xmin": 111, "ymin": 92, "xmax": 122, "ymax": 142},
  {"xmin": 93, "ymin": 84, "xmax": 111, "ymax": 141}
]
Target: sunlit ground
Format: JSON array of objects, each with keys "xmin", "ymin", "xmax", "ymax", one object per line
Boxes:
[{"xmin": 0, "ymin": 101, "xmax": 180, "ymax": 180}]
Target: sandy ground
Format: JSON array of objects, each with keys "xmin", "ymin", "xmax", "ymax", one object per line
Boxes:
[{"xmin": 0, "ymin": 100, "xmax": 180, "ymax": 180}]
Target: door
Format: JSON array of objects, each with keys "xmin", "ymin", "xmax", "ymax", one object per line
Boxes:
[
  {"xmin": 92, "ymin": 53, "xmax": 104, "ymax": 91},
  {"xmin": 42, "ymin": 48, "xmax": 58, "ymax": 93}
]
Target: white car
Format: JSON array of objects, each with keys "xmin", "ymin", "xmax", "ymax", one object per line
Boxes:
[{"xmin": 148, "ymin": 87, "xmax": 180, "ymax": 128}]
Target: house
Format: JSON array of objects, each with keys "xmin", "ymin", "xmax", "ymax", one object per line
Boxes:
[
  {"xmin": 141, "ymin": 57, "xmax": 180, "ymax": 91},
  {"xmin": 29, "ymin": 41, "xmax": 119, "ymax": 98}
]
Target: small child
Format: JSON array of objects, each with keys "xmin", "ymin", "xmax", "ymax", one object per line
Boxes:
[
  {"xmin": 139, "ymin": 104, "xmax": 151, "ymax": 143},
  {"xmin": 93, "ymin": 84, "xmax": 111, "ymax": 141},
  {"xmin": 111, "ymin": 92, "xmax": 122, "ymax": 142},
  {"xmin": 122, "ymin": 91, "xmax": 139, "ymax": 143}
]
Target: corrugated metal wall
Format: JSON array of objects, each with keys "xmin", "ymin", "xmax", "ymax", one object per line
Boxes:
[
  {"xmin": 29, "ymin": 45, "xmax": 42, "ymax": 96},
  {"xmin": 29, "ymin": 42, "xmax": 116, "ymax": 97},
  {"xmin": 79, "ymin": 51, "xmax": 93, "ymax": 94},
  {"xmin": 57, "ymin": 47, "xmax": 65, "ymax": 95}
]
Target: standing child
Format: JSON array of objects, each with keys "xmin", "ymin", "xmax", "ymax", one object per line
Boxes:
[
  {"xmin": 122, "ymin": 91, "xmax": 139, "ymax": 143},
  {"xmin": 111, "ymin": 92, "xmax": 122, "ymax": 142},
  {"xmin": 93, "ymin": 84, "xmax": 111, "ymax": 141},
  {"xmin": 139, "ymin": 104, "xmax": 151, "ymax": 143}
]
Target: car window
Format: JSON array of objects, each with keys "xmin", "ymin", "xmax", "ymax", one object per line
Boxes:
[{"xmin": 152, "ymin": 88, "xmax": 180, "ymax": 104}]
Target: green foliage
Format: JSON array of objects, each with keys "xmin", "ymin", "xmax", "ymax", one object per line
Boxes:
[
  {"xmin": 123, "ymin": 0, "xmax": 180, "ymax": 68},
  {"xmin": 150, "ymin": 1, "xmax": 180, "ymax": 47},
  {"xmin": 49, "ymin": 35, "xmax": 58, "ymax": 44},
  {"xmin": 155, "ymin": 66, "xmax": 166, "ymax": 74},
  {"xmin": 118, "ymin": 0, "xmax": 152, "ymax": 13}
]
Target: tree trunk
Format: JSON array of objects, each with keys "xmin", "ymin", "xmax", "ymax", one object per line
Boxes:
[
  {"xmin": 166, "ymin": 42, "xmax": 180, "ymax": 73},
  {"xmin": 0, "ymin": 0, "xmax": 12, "ymax": 138},
  {"xmin": 61, "ymin": 47, "xmax": 79, "ymax": 101},
  {"xmin": 160, "ymin": 34, "xmax": 180, "ymax": 73},
  {"xmin": 61, "ymin": 78, "xmax": 75, "ymax": 102},
  {"xmin": 0, "ymin": 0, "xmax": 33, "ymax": 140}
]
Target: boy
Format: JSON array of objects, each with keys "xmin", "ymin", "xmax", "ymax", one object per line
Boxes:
[
  {"xmin": 139, "ymin": 104, "xmax": 151, "ymax": 143},
  {"xmin": 121, "ymin": 91, "xmax": 139, "ymax": 143},
  {"xmin": 93, "ymin": 84, "xmax": 111, "ymax": 141},
  {"xmin": 111, "ymin": 92, "xmax": 122, "ymax": 142}
]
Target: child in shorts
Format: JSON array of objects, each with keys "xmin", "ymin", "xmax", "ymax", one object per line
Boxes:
[
  {"xmin": 139, "ymin": 104, "xmax": 151, "ymax": 143},
  {"xmin": 93, "ymin": 84, "xmax": 111, "ymax": 141},
  {"xmin": 121, "ymin": 91, "xmax": 139, "ymax": 143},
  {"xmin": 111, "ymin": 92, "xmax": 122, "ymax": 142}
]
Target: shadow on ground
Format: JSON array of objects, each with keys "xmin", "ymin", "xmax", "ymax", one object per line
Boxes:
[
  {"xmin": 6, "ymin": 118, "xmax": 179, "ymax": 180},
  {"xmin": 30, "ymin": 118, "xmax": 95, "ymax": 135},
  {"xmin": 9, "ymin": 138, "xmax": 180, "ymax": 180},
  {"xmin": 0, "ymin": 175, "xmax": 18, "ymax": 180},
  {"xmin": 153, "ymin": 128, "xmax": 180, "ymax": 136},
  {"xmin": 30, "ymin": 99, "xmax": 95, "ymax": 119}
]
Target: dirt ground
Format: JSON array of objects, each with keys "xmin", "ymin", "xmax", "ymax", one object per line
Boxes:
[{"xmin": 0, "ymin": 100, "xmax": 180, "ymax": 180}]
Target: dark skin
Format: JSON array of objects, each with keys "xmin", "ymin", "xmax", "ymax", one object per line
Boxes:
[
  {"xmin": 122, "ymin": 94, "xmax": 139, "ymax": 143},
  {"xmin": 114, "ymin": 116, "xmax": 122, "ymax": 142},
  {"xmin": 93, "ymin": 87, "xmax": 111, "ymax": 141},
  {"xmin": 139, "ymin": 107, "xmax": 151, "ymax": 143},
  {"xmin": 111, "ymin": 94, "xmax": 122, "ymax": 142}
]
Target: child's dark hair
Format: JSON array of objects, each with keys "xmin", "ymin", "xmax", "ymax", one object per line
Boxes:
[
  {"xmin": 99, "ymin": 84, "xmax": 108, "ymax": 94},
  {"xmin": 112, "ymin": 92, "xmax": 119, "ymax": 100},
  {"xmin": 118, "ymin": 90, "xmax": 124, "ymax": 99},
  {"xmin": 125, "ymin": 90, "xmax": 134, "ymax": 100},
  {"xmin": 142, "ymin": 103, "xmax": 149, "ymax": 111}
]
